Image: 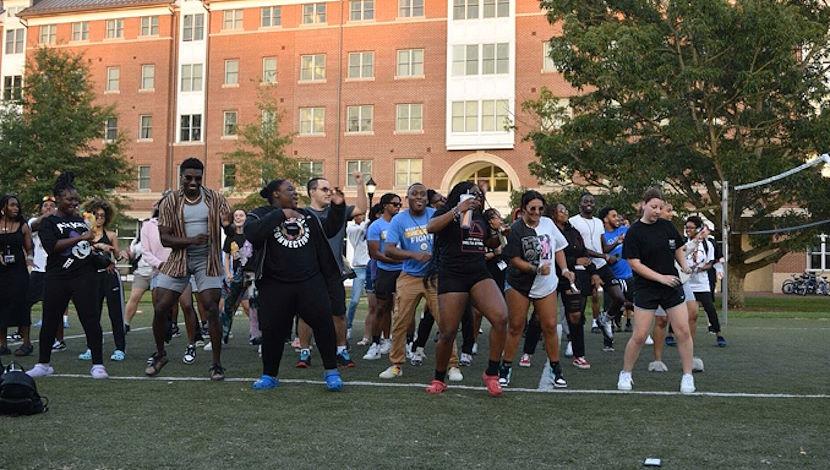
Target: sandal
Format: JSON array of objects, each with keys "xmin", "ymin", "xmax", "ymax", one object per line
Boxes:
[
  {"xmin": 209, "ymin": 363, "xmax": 225, "ymax": 381},
  {"xmin": 144, "ymin": 352, "xmax": 168, "ymax": 376},
  {"xmin": 14, "ymin": 343, "xmax": 34, "ymax": 357}
]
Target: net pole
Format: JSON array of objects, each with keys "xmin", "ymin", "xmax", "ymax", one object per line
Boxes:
[{"xmin": 721, "ymin": 180, "xmax": 729, "ymax": 326}]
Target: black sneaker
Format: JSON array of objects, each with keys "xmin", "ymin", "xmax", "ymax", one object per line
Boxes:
[
  {"xmin": 249, "ymin": 336, "xmax": 262, "ymax": 346},
  {"xmin": 182, "ymin": 344, "xmax": 196, "ymax": 365},
  {"xmin": 551, "ymin": 363, "xmax": 567, "ymax": 388},
  {"xmin": 52, "ymin": 340, "xmax": 67, "ymax": 352},
  {"xmin": 498, "ymin": 364, "xmax": 512, "ymax": 387},
  {"xmin": 171, "ymin": 325, "xmax": 181, "ymax": 338},
  {"xmin": 209, "ymin": 363, "xmax": 225, "ymax": 381}
]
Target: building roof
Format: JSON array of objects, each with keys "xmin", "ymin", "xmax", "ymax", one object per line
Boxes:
[{"xmin": 20, "ymin": 0, "xmax": 171, "ymax": 17}]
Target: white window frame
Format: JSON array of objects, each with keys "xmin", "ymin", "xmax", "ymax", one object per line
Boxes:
[
  {"xmin": 452, "ymin": 44, "xmax": 479, "ymax": 76},
  {"xmin": 302, "ymin": 3, "xmax": 327, "ymax": 24},
  {"xmin": 223, "ymin": 111, "xmax": 238, "ymax": 137},
  {"xmin": 183, "ymin": 14, "xmax": 204, "ymax": 41},
  {"xmin": 105, "ymin": 19, "xmax": 124, "ymax": 39},
  {"xmin": 140, "ymin": 64, "xmax": 155, "ymax": 91},
  {"xmin": 262, "ymin": 57, "xmax": 277, "ymax": 84},
  {"xmin": 542, "ymin": 41, "xmax": 556, "ymax": 72},
  {"xmin": 224, "ymin": 59, "xmax": 239, "ymax": 85},
  {"xmin": 222, "ymin": 164, "xmax": 236, "ymax": 190},
  {"xmin": 139, "ymin": 115, "xmax": 153, "ymax": 140},
  {"xmin": 807, "ymin": 234, "xmax": 829, "ymax": 272},
  {"xmin": 2, "ymin": 75, "xmax": 23, "ymax": 101},
  {"xmin": 346, "ymin": 160, "xmax": 372, "ymax": 187},
  {"xmin": 346, "ymin": 105, "xmax": 374, "ymax": 134},
  {"xmin": 453, "ymin": 0, "xmax": 480, "ymax": 20},
  {"xmin": 398, "ymin": 0, "xmax": 424, "ymax": 17},
  {"xmin": 482, "ymin": 43, "xmax": 509, "ymax": 75},
  {"xmin": 137, "ymin": 165, "xmax": 151, "ymax": 192},
  {"xmin": 394, "ymin": 159, "xmax": 423, "ymax": 188},
  {"xmin": 299, "ymin": 160, "xmax": 324, "ymax": 179},
  {"xmin": 105, "ymin": 66, "xmax": 120, "ymax": 92},
  {"xmin": 71, "ymin": 22, "xmax": 89, "ymax": 41},
  {"xmin": 396, "ymin": 48, "xmax": 424, "ymax": 77},
  {"xmin": 223, "ymin": 10, "xmax": 243, "ymax": 31},
  {"xmin": 300, "ymin": 54, "xmax": 326, "ymax": 82},
  {"xmin": 451, "ymin": 100, "xmax": 479, "ymax": 133},
  {"xmin": 261, "ymin": 6, "xmax": 281, "ymax": 28},
  {"xmin": 104, "ymin": 118, "xmax": 118, "ymax": 142},
  {"xmin": 180, "ymin": 114, "xmax": 202, "ymax": 142},
  {"xmin": 140, "ymin": 16, "xmax": 159, "ymax": 36},
  {"xmin": 348, "ymin": 51, "xmax": 374, "ymax": 79},
  {"xmin": 481, "ymin": 99, "xmax": 510, "ymax": 132},
  {"xmin": 350, "ymin": 0, "xmax": 374, "ymax": 21},
  {"xmin": 4, "ymin": 29, "xmax": 24, "ymax": 54},
  {"xmin": 39, "ymin": 25, "xmax": 56, "ymax": 45},
  {"xmin": 395, "ymin": 103, "xmax": 423, "ymax": 132},
  {"xmin": 482, "ymin": 0, "xmax": 509, "ymax": 18},
  {"xmin": 299, "ymin": 107, "xmax": 326, "ymax": 136},
  {"xmin": 180, "ymin": 64, "xmax": 203, "ymax": 92}
]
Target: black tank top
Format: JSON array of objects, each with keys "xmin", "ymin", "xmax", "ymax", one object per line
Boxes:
[{"xmin": 0, "ymin": 222, "xmax": 26, "ymax": 270}]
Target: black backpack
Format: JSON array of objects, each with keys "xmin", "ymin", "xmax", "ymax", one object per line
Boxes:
[{"xmin": 0, "ymin": 362, "xmax": 48, "ymax": 416}]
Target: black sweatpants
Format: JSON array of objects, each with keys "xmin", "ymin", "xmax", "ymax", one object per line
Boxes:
[
  {"xmin": 39, "ymin": 270, "xmax": 103, "ymax": 364},
  {"xmin": 98, "ymin": 270, "xmax": 126, "ymax": 351},
  {"xmin": 693, "ymin": 291, "xmax": 721, "ymax": 333},
  {"xmin": 257, "ymin": 274, "xmax": 337, "ymax": 376}
]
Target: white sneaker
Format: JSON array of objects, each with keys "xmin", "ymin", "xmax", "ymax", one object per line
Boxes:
[
  {"xmin": 648, "ymin": 360, "xmax": 668, "ymax": 372},
  {"xmin": 645, "ymin": 335, "xmax": 654, "ymax": 345},
  {"xmin": 363, "ymin": 343, "xmax": 381, "ymax": 360},
  {"xmin": 448, "ymin": 366, "xmax": 464, "ymax": 382},
  {"xmin": 346, "ymin": 328, "xmax": 352, "ymax": 341},
  {"xmin": 471, "ymin": 342, "xmax": 478, "ymax": 355},
  {"xmin": 379, "ymin": 339, "xmax": 391, "ymax": 355},
  {"xmin": 410, "ymin": 347, "xmax": 425, "ymax": 366},
  {"xmin": 379, "ymin": 365, "xmax": 402, "ymax": 379},
  {"xmin": 459, "ymin": 353, "xmax": 473, "ymax": 367},
  {"xmin": 692, "ymin": 357, "xmax": 705, "ymax": 373},
  {"xmin": 204, "ymin": 341, "xmax": 213, "ymax": 352},
  {"xmin": 680, "ymin": 373, "xmax": 696, "ymax": 394},
  {"xmin": 26, "ymin": 363, "xmax": 54, "ymax": 378},
  {"xmin": 564, "ymin": 341, "xmax": 573, "ymax": 358},
  {"xmin": 617, "ymin": 371, "xmax": 633, "ymax": 391},
  {"xmin": 90, "ymin": 364, "xmax": 109, "ymax": 379}
]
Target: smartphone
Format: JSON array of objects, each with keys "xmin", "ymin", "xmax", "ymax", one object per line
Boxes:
[{"xmin": 643, "ymin": 458, "xmax": 662, "ymax": 467}]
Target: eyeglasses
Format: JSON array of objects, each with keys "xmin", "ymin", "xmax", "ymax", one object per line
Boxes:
[
  {"xmin": 526, "ymin": 206, "xmax": 544, "ymax": 213},
  {"xmin": 317, "ymin": 187, "xmax": 332, "ymax": 193}
]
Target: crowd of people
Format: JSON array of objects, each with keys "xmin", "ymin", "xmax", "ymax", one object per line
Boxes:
[{"xmin": 1, "ymin": 158, "xmax": 728, "ymax": 397}]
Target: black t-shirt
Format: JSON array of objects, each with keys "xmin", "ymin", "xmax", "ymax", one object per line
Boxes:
[
  {"xmin": 264, "ymin": 210, "xmax": 319, "ymax": 282},
  {"xmin": 223, "ymin": 232, "xmax": 247, "ymax": 272},
  {"xmin": 432, "ymin": 207, "xmax": 488, "ymax": 276},
  {"xmin": 39, "ymin": 214, "xmax": 96, "ymax": 278},
  {"xmin": 622, "ymin": 218, "xmax": 683, "ymax": 290}
]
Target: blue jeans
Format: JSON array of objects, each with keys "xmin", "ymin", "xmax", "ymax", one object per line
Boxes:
[{"xmin": 346, "ymin": 266, "xmax": 367, "ymax": 329}]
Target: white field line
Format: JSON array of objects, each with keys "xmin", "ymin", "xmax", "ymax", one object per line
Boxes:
[{"xmin": 46, "ymin": 374, "xmax": 830, "ymax": 399}]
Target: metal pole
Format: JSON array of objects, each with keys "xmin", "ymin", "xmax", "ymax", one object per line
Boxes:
[{"xmin": 721, "ymin": 180, "xmax": 729, "ymax": 326}]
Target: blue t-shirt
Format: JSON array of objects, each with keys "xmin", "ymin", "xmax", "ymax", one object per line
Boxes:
[
  {"xmin": 366, "ymin": 217, "xmax": 401, "ymax": 272},
  {"xmin": 387, "ymin": 207, "xmax": 436, "ymax": 278},
  {"xmin": 604, "ymin": 226, "xmax": 633, "ymax": 280}
]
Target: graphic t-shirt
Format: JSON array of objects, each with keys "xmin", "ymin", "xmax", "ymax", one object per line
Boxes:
[
  {"xmin": 366, "ymin": 217, "xmax": 402, "ymax": 272},
  {"xmin": 603, "ymin": 226, "xmax": 633, "ymax": 280},
  {"xmin": 432, "ymin": 207, "xmax": 488, "ymax": 276},
  {"xmin": 223, "ymin": 232, "xmax": 248, "ymax": 272},
  {"xmin": 504, "ymin": 216, "xmax": 568, "ymax": 298},
  {"xmin": 307, "ymin": 204, "xmax": 355, "ymax": 272},
  {"xmin": 569, "ymin": 215, "xmax": 607, "ymax": 269},
  {"xmin": 386, "ymin": 208, "xmax": 436, "ymax": 278},
  {"xmin": 264, "ymin": 210, "xmax": 318, "ymax": 282},
  {"xmin": 39, "ymin": 214, "xmax": 95, "ymax": 278},
  {"xmin": 685, "ymin": 237, "xmax": 714, "ymax": 293},
  {"xmin": 622, "ymin": 218, "xmax": 684, "ymax": 291}
]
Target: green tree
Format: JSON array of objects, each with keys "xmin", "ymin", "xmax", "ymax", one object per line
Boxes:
[
  {"xmin": 222, "ymin": 88, "xmax": 309, "ymax": 209},
  {"xmin": 0, "ymin": 47, "xmax": 132, "ymax": 213},
  {"xmin": 527, "ymin": 0, "xmax": 830, "ymax": 306}
]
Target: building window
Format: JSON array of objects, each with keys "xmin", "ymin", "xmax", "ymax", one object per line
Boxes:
[
  {"xmin": 106, "ymin": 67, "xmax": 120, "ymax": 92},
  {"xmin": 482, "ymin": 43, "xmax": 509, "ymax": 74},
  {"xmin": 468, "ymin": 164, "xmax": 511, "ymax": 192},
  {"xmin": 396, "ymin": 103, "xmax": 423, "ymax": 132},
  {"xmin": 346, "ymin": 105, "xmax": 373, "ymax": 133},
  {"xmin": 396, "ymin": 49, "xmax": 424, "ymax": 77},
  {"xmin": 483, "ymin": 0, "xmax": 509, "ymax": 18},
  {"xmin": 350, "ymin": 0, "xmax": 374, "ymax": 21},
  {"xmin": 299, "ymin": 160, "xmax": 324, "ymax": 178},
  {"xmin": 395, "ymin": 159, "xmax": 422, "ymax": 188},
  {"xmin": 222, "ymin": 164, "xmax": 236, "ymax": 189},
  {"xmin": 299, "ymin": 107, "xmax": 325, "ymax": 135},
  {"xmin": 223, "ymin": 111, "xmax": 238, "ymax": 136},
  {"xmin": 302, "ymin": 3, "xmax": 326, "ymax": 24},
  {"xmin": 105, "ymin": 19, "xmax": 124, "ymax": 39},
  {"xmin": 39, "ymin": 25, "xmax": 56, "ymax": 45},
  {"xmin": 140, "ymin": 64, "xmax": 155, "ymax": 90},
  {"xmin": 183, "ymin": 14, "xmax": 204, "ymax": 41},
  {"xmin": 104, "ymin": 118, "xmax": 118, "ymax": 141},
  {"xmin": 451, "ymin": 101, "xmax": 478, "ymax": 132},
  {"xmin": 4, "ymin": 29, "xmax": 24, "ymax": 54},
  {"xmin": 348, "ymin": 52, "xmax": 374, "ymax": 79},
  {"xmin": 453, "ymin": 0, "xmax": 480, "ymax": 20},
  {"xmin": 223, "ymin": 10, "xmax": 243, "ymax": 31},
  {"xmin": 224, "ymin": 60, "xmax": 239, "ymax": 85},
  {"xmin": 346, "ymin": 160, "xmax": 372, "ymax": 186},
  {"xmin": 71, "ymin": 22, "xmax": 89, "ymax": 41},
  {"xmin": 542, "ymin": 41, "xmax": 556, "ymax": 72},
  {"xmin": 481, "ymin": 99, "xmax": 510, "ymax": 132},
  {"xmin": 139, "ymin": 115, "xmax": 153, "ymax": 139},
  {"xmin": 262, "ymin": 57, "xmax": 277, "ymax": 83},
  {"xmin": 140, "ymin": 16, "xmax": 159, "ymax": 36},
  {"xmin": 808, "ymin": 234, "xmax": 830, "ymax": 271},
  {"xmin": 261, "ymin": 6, "xmax": 281, "ymax": 27},
  {"xmin": 138, "ymin": 166, "xmax": 151, "ymax": 192},
  {"xmin": 399, "ymin": 0, "xmax": 424, "ymax": 17},
  {"xmin": 2, "ymin": 76, "xmax": 22, "ymax": 101},
  {"xmin": 300, "ymin": 54, "xmax": 326, "ymax": 81},
  {"xmin": 180, "ymin": 114, "xmax": 202, "ymax": 142},
  {"xmin": 181, "ymin": 64, "xmax": 203, "ymax": 92},
  {"xmin": 452, "ymin": 44, "xmax": 479, "ymax": 76}
]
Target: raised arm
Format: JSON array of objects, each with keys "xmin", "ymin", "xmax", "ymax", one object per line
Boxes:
[{"xmin": 351, "ymin": 172, "xmax": 367, "ymax": 218}]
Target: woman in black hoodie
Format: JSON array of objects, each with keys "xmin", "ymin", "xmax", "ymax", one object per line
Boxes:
[{"xmin": 244, "ymin": 179, "xmax": 346, "ymax": 391}]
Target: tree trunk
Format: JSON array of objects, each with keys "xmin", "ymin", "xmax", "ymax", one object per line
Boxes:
[{"xmin": 727, "ymin": 269, "xmax": 746, "ymax": 309}]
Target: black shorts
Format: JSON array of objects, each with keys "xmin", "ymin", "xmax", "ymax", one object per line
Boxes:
[
  {"xmin": 559, "ymin": 269, "xmax": 590, "ymax": 313},
  {"xmin": 437, "ymin": 269, "xmax": 492, "ymax": 295},
  {"xmin": 610, "ymin": 277, "xmax": 634, "ymax": 303},
  {"xmin": 374, "ymin": 268, "xmax": 401, "ymax": 300},
  {"xmin": 327, "ymin": 275, "xmax": 346, "ymax": 317},
  {"xmin": 596, "ymin": 264, "xmax": 615, "ymax": 286},
  {"xmin": 633, "ymin": 284, "xmax": 685, "ymax": 311}
]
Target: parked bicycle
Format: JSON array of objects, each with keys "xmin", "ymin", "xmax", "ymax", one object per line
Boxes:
[{"xmin": 781, "ymin": 272, "xmax": 829, "ymax": 295}]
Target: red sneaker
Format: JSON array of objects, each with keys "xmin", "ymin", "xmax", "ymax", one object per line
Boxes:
[
  {"xmin": 482, "ymin": 373, "xmax": 503, "ymax": 397},
  {"xmin": 572, "ymin": 357, "xmax": 591, "ymax": 369},
  {"xmin": 425, "ymin": 379, "xmax": 448, "ymax": 394}
]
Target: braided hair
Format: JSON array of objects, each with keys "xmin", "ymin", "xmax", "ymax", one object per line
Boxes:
[{"xmin": 53, "ymin": 172, "xmax": 77, "ymax": 198}]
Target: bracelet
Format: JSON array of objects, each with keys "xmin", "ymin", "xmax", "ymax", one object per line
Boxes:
[{"xmin": 451, "ymin": 207, "xmax": 461, "ymax": 219}]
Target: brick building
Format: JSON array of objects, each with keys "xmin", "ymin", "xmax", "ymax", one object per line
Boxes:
[{"xmin": 2, "ymin": 0, "xmax": 826, "ymax": 292}]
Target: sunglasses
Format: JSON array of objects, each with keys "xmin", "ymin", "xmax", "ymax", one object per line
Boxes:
[
  {"xmin": 526, "ymin": 206, "xmax": 544, "ymax": 213},
  {"xmin": 42, "ymin": 196, "xmax": 55, "ymax": 202}
]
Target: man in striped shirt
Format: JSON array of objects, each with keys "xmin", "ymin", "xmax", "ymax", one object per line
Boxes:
[{"xmin": 145, "ymin": 158, "xmax": 231, "ymax": 381}]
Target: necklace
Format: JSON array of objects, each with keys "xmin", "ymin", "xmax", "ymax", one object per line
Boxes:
[{"xmin": 184, "ymin": 192, "xmax": 202, "ymax": 204}]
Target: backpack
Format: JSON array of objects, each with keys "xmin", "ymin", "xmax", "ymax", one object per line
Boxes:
[{"xmin": 0, "ymin": 362, "xmax": 48, "ymax": 416}]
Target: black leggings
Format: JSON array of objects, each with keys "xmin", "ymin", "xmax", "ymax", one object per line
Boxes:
[
  {"xmin": 694, "ymin": 291, "xmax": 721, "ymax": 333},
  {"xmin": 98, "ymin": 270, "xmax": 126, "ymax": 351},
  {"xmin": 523, "ymin": 310, "xmax": 542, "ymax": 355},
  {"xmin": 257, "ymin": 274, "xmax": 337, "ymax": 376},
  {"xmin": 39, "ymin": 271, "xmax": 103, "ymax": 364}
]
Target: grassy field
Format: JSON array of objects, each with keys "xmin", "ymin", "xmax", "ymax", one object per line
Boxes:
[{"xmin": 2, "ymin": 292, "xmax": 829, "ymax": 469}]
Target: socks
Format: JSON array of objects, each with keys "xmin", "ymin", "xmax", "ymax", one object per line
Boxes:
[{"xmin": 486, "ymin": 360, "xmax": 500, "ymax": 376}]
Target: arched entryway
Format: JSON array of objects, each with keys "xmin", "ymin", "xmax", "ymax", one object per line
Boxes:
[{"xmin": 440, "ymin": 152, "xmax": 521, "ymax": 215}]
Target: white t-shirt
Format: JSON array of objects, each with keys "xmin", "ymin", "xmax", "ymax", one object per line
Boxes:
[
  {"xmin": 130, "ymin": 238, "xmax": 154, "ymax": 277},
  {"xmin": 685, "ymin": 238, "xmax": 714, "ymax": 292},
  {"xmin": 505, "ymin": 217, "xmax": 569, "ymax": 299},
  {"xmin": 28, "ymin": 217, "xmax": 47, "ymax": 273},
  {"xmin": 530, "ymin": 217, "xmax": 569, "ymax": 298},
  {"xmin": 569, "ymin": 215, "xmax": 606, "ymax": 268},
  {"xmin": 346, "ymin": 220, "xmax": 370, "ymax": 268}
]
